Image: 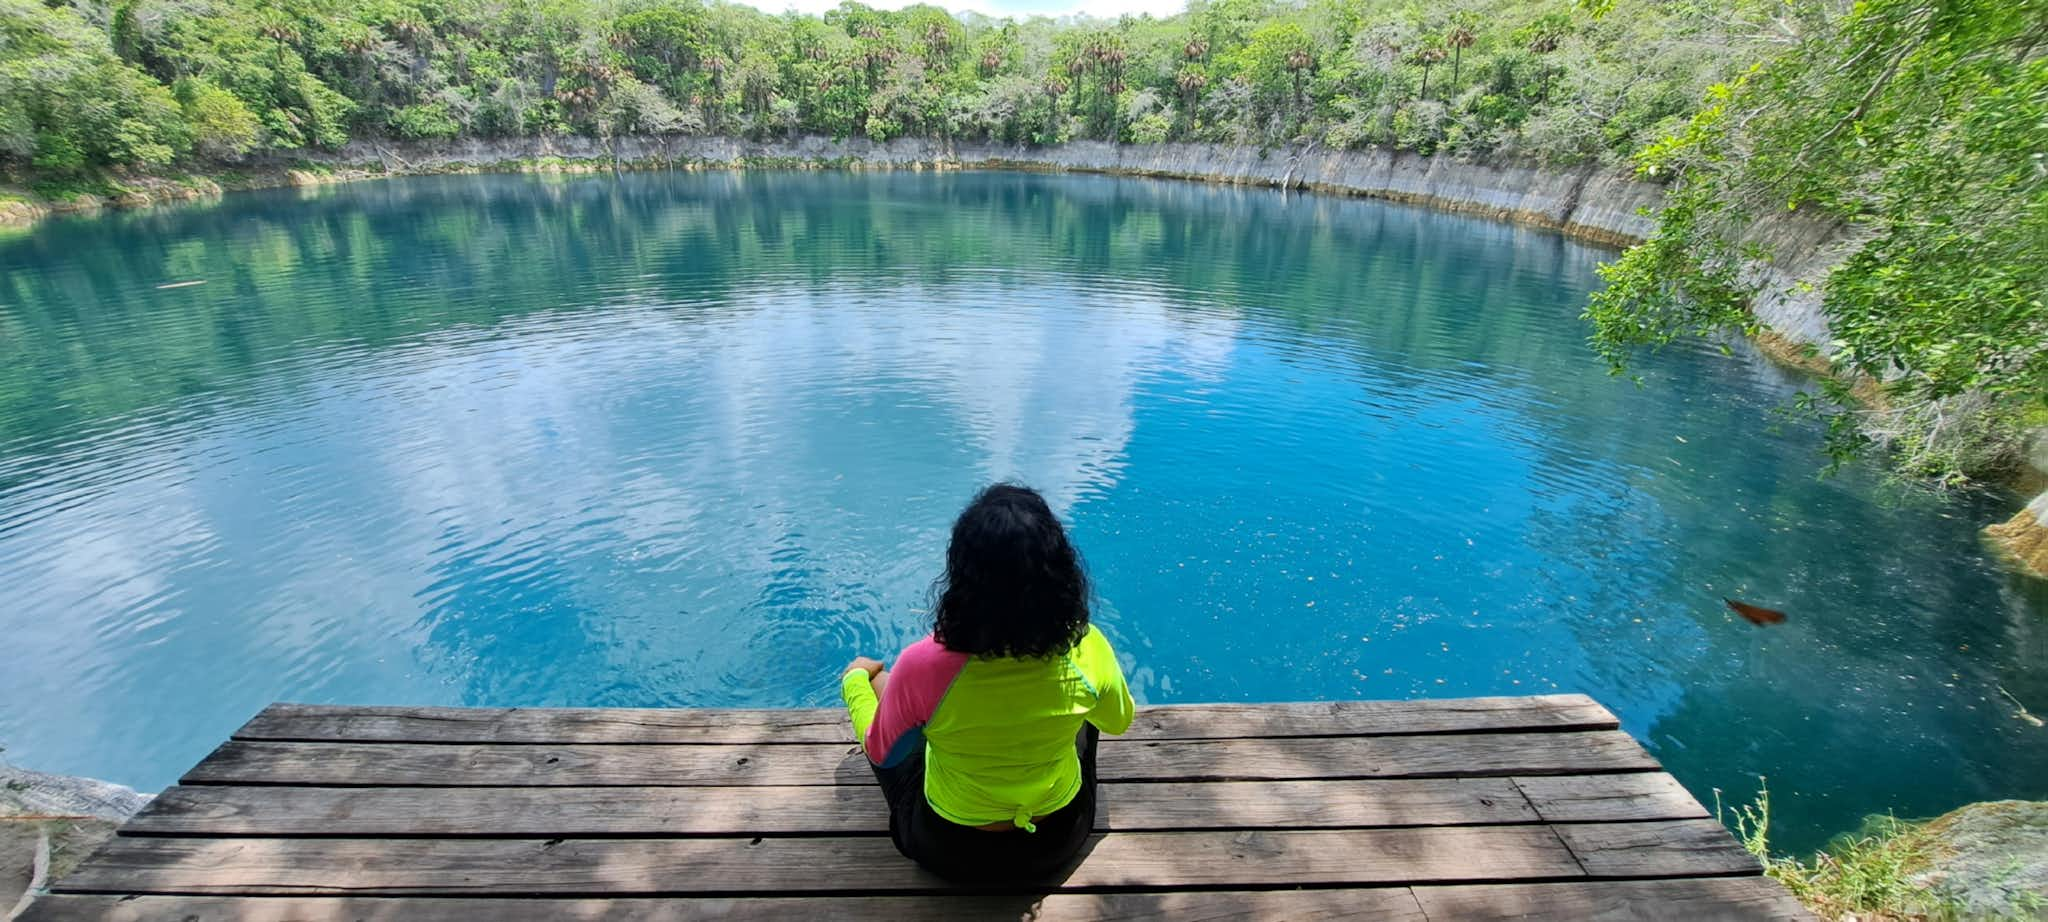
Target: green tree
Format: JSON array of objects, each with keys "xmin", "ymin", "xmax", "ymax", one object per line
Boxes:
[
  {"xmin": 0, "ymin": 0, "xmax": 188, "ymax": 175},
  {"xmin": 1587, "ymin": 0, "xmax": 2048, "ymax": 480},
  {"xmin": 174, "ymin": 77, "xmax": 261, "ymax": 155}
]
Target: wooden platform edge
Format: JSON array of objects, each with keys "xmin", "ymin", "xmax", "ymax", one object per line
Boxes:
[
  {"xmin": 28, "ymin": 696, "xmax": 1815, "ymax": 922},
  {"xmin": 18, "ymin": 877, "xmax": 1816, "ymax": 922},
  {"xmin": 49, "ymin": 821, "xmax": 1760, "ymax": 897}
]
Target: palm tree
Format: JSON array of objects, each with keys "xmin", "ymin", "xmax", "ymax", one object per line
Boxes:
[
  {"xmin": 1521, "ymin": 16, "xmax": 1566, "ymax": 102},
  {"xmin": 1285, "ymin": 47, "xmax": 1313, "ymax": 114},
  {"xmin": 1174, "ymin": 66, "xmax": 1207, "ymax": 134},
  {"xmin": 1415, "ymin": 45, "xmax": 1447, "ymax": 100},
  {"xmin": 1447, "ymin": 24, "xmax": 1475, "ymax": 94},
  {"xmin": 1043, "ymin": 74, "xmax": 1069, "ymax": 134},
  {"xmin": 923, "ymin": 21, "xmax": 952, "ymax": 69}
]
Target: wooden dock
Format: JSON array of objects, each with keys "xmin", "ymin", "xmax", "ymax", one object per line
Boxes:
[{"xmin": 22, "ymin": 694, "xmax": 1810, "ymax": 920}]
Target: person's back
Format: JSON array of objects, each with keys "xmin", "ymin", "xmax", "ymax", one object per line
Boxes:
[{"xmin": 841, "ymin": 483, "xmax": 1134, "ymax": 881}]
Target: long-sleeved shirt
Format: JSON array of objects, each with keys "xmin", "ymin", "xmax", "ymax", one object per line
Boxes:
[{"xmin": 841, "ymin": 624, "xmax": 1134, "ymax": 831}]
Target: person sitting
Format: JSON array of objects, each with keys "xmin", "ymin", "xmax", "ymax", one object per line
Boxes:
[{"xmin": 840, "ymin": 483, "xmax": 1135, "ymax": 882}]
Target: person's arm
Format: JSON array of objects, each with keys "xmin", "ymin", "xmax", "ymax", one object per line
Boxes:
[
  {"xmin": 1076, "ymin": 625, "xmax": 1135, "ymax": 735},
  {"xmin": 847, "ymin": 637, "xmax": 970, "ymax": 767},
  {"xmin": 840, "ymin": 657, "xmax": 885, "ymax": 743}
]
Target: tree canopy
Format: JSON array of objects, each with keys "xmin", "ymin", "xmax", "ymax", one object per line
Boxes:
[
  {"xmin": 1585, "ymin": 0, "xmax": 2047, "ymax": 483},
  {"xmin": 1, "ymin": 0, "xmax": 1778, "ymax": 177}
]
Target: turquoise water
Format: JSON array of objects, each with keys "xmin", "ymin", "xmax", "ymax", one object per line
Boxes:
[{"xmin": 1, "ymin": 172, "xmax": 2043, "ymax": 851}]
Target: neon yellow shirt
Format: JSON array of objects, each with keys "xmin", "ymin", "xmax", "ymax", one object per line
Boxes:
[{"xmin": 841, "ymin": 624, "xmax": 1134, "ymax": 830}]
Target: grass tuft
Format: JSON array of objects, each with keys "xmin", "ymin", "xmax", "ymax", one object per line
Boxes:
[{"xmin": 1718, "ymin": 780, "xmax": 1965, "ymax": 921}]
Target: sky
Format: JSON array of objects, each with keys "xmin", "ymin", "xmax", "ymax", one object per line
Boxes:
[{"xmin": 730, "ymin": 0, "xmax": 1189, "ymax": 20}]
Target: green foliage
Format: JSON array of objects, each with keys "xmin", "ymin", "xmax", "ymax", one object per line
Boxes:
[
  {"xmin": 387, "ymin": 102, "xmax": 462, "ymax": 140},
  {"xmin": 1583, "ymin": 182, "xmax": 1749, "ymax": 373},
  {"xmin": 1587, "ymin": 0, "xmax": 2048, "ymax": 483},
  {"xmin": 1, "ymin": 0, "xmax": 1780, "ymax": 180},
  {"xmin": 0, "ymin": 0, "xmax": 188, "ymax": 176},
  {"xmin": 174, "ymin": 78, "xmax": 261, "ymax": 156}
]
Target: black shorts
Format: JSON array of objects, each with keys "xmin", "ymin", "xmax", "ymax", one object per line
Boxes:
[{"xmin": 867, "ymin": 724, "xmax": 1099, "ymax": 883}]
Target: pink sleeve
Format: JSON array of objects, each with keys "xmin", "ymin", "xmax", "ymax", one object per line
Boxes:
[{"xmin": 865, "ymin": 635, "xmax": 969, "ymax": 768}]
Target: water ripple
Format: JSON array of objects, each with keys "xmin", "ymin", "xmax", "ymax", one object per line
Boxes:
[{"xmin": 0, "ymin": 171, "xmax": 2041, "ymax": 852}]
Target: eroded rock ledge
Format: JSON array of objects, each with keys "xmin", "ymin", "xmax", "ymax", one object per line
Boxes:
[
  {"xmin": 1989, "ymin": 435, "xmax": 2048, "ymax": 578},
  {"xmin": 1910, "ymin": 800, "xmax": 2048, "ymax": 918},
  {"xmin": 1, "ymin": 763, "xmax": 148, "ymax": 917}
]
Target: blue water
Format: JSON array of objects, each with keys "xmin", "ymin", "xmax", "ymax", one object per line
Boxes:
[{"xmin": 0, "ymin": 171, "xmax": 2042, "ymax": 852}]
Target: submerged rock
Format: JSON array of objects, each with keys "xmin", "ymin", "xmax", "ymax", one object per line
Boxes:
[
  {"xmin": 1910, "ymin": 800, "xmax": 2048, "ymax": 919},
  {"xmin": 1987, "ymin": 492, "xmax": 2048, "ymax": 580},
  {"xmin": 1, "ymin": 763, "xmax": 149, "ymax": 917}
]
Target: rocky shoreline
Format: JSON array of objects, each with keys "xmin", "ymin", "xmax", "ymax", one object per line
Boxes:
[
  {"xmin": 1905, "ymin": 800, "xmax": 2048, "ymax": 919},
  {"xmin": 1, "ymin": 763, "xmax": 147, "ymax": 918}
]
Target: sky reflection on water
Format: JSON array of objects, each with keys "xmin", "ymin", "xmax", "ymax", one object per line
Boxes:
[{"xmin": 0, "ymin": 171, "xmax": 2042, "ymax": 851}]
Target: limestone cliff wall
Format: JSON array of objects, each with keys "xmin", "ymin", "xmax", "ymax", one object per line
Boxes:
[
  {"xmin": 312, "ymin": 135, "xmax": 1666, "ymax": 246},
  {"xmin": 1736, "ymin": 208, "xmax": 1857, "ymax": 352},
  {"xmin": 318, "ymin": 135, "xmax": 1852, "ymax": 342}
]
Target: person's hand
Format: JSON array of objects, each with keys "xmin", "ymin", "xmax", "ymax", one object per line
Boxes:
[{"xmin": 845, "ymin": 656, "xmax": 885, "ymax": 679}]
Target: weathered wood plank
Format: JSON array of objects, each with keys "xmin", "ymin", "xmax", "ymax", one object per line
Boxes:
[
  {"xmin": 19, "ymin": 889, "xmax": 1432, "ymax": 922},
  {"xmin": 1514, "ymin": 772, "xmax": 1710, "ymax": 823},
  {"xmin": 1093, "ymin": 731, "xmax": 1660, "ymax": 782},
  {"xmin": 235, "ymin": 705, "xmax": 853, "ymax": 745},
  {"xmin": 180, "ymin": 731, "xmax": 1656, "ymax": 787},
  {"xmin": 1057, "ymin": 826, "xmax": 1584, "ymax": 889},
  {"xmin": 1552, "ymin": 819, "xmax": 1763, "ymax": 878},
  {"xmin": 126, "ymin": 783, "xmax": 888, "ymax": 836},
  {"xmin": 53, "ymin": 827, "xmax": 1596, "ymax": 895},
  {"xmin": 1080, "ymin": 695, "xmax": 1618, "ymax": 739},
  {"xmin": 126, "ymin": 777, "xmax": 1551, "ymax": 837},
  {"xmin": 230, "ymin": 695, "xmax": 1615, "ymax": 745},
  {"xmin": 52, "ymin": 834, "xmax": 932, "ymax": 896},
  {"xmin": 182, "ymin": 739, "xmax": 858, "ymax": 787},
  {"xmin": 1104, "ymin": 778, "xmax": 1541, "ymax": 830},
  {"xmin": 1411, "ymin": 878, "xmax": 1814, "ymax": 921}
]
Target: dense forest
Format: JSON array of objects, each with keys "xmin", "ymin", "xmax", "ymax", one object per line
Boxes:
[
  {"xmin": 0, "ymin": 0, "xmax": 2042, "ymax": 481},
  {"xmin": 0, "ymin": 0, "xmax": 1777, "ymax": 177}
]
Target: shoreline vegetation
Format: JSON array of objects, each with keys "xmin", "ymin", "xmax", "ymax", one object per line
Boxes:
[{"xmin": 1723, "ymin": 785, "xmax": 2048, "ymax": 921}]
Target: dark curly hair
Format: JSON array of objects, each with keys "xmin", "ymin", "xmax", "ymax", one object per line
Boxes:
[{"xmin": 931, "ymin": 483, "xmax": 1090, "ymax": 659}]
